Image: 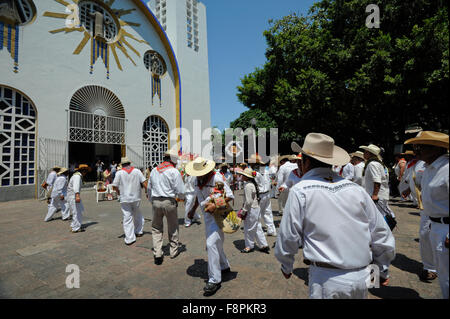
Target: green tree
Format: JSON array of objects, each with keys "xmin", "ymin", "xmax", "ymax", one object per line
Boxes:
[{"xmin": 234, "ymin": 0, "xmax": 448, "ymax": 158}]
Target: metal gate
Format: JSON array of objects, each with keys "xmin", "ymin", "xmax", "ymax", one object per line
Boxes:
[{"xmin": 37, "ymin": 137, "xmax": 68, "ymax": 199}]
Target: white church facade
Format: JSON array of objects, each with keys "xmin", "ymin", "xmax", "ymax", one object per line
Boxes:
[{"xmin": 0, "ymin": 0, "xmax": 211, "ymax": 201}]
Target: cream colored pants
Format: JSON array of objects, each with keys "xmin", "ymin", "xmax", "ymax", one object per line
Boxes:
[{"xmin": 151, "ymin": 198, "xmax": 179, "ymax": 258}]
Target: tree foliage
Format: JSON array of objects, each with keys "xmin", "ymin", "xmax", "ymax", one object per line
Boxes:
[{"xmin": 233, "ymin": 0, "xmax": 449, "ymax": 156}]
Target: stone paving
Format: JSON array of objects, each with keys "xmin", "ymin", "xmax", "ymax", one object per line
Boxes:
[{"xmin": 0, "ymin": 188, "xmax": 443, "ymax": 299}]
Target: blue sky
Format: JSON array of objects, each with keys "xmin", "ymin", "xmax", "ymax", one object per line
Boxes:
[{"xmin": 202, "ymin": 0, "xmax": 317, "ymax": 131}]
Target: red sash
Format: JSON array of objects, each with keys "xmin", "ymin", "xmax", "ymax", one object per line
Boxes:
[
  {"xmin": 292, "ymin": 169, "xmax": 302, "ymax": 179},
  {"xmin": 156, "ymin": 161, "xmax": 174, "ymax": 173},
  {"xmin": 122, "ymin": 166, "xmax": 135, "ymax": 174}
]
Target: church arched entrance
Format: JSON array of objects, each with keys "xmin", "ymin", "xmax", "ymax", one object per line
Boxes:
[{"xmin": 68, "ymin": 85, "xmax": 125, "ymax": 181}]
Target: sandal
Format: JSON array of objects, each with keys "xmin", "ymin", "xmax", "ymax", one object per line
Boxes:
[{"xmin": 240, "ymin": 247, "xmax": 254, "ymax": 253}]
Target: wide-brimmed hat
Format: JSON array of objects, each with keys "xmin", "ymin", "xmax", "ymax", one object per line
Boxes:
[
  {"xmin": 404, "ymin": 131, "xmax": 449, "ymax": 149},
  {"xmin": 219, "ymin": 163, "xmax": 230, "ymax": 169},
  {"xmin": 401, "ymin": 150, "xmax": 415, "ymax": 156},
  {"xmin": 75, "ymin": 164, "xmax": 91, "ymax": 171},
  {"xmin": 359, "ymin": 144, "xmax": 382, "ymax": 160},
  {"xmin": 236, "ymin": 167, "xmax": 256, "ymax": 179},
  {"xmin": 120, "ymin": 157, "xmax": 131, "ymax": 165},
  {"xmin": 52, "ymin": 165, "xmax": 61, "ymax": 170},
  {"xmin": 164, "ymin": 148, "xmax": 180, "ymax": 160},
  {"xmin": 289, "ymin": 154, "xmax": 302, "ymax": 161},
  {"xmin": 350, "ymin": 151, "xmax": 365, "ymax": 160},
  {"xmin": 291, "ymin": 133, "xmax": 350, "ymax": 166},
  {"xmin": 278, "ymin": 155, "xmax": 290, "ymax": 165},
  {"xmin": 185, "ymin": 157, "xmax": 216, "ymax": 176},
  {"xmin": 58, "ymin": 167, "xmax": 69, "ymax": 175},
  {"xmin": 245, "ymin": 153, "xmax": 266, "ymax": 165}
]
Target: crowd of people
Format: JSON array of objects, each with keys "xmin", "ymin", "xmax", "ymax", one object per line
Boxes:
[{"xmin": 41, "ymin": 130, "xmax": 449, "ymax": 299}]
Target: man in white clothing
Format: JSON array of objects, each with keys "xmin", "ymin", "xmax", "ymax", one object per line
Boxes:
[
  {"xmin": 148, "ymin": 150, "xmax": 185, "ymax": 265},
  {"xmin": 67, "ymin": 164, "xmax": 90, "ymax": 233},
  {"xmin": 42, "ymin": 166, "xmax": 61, "ymax": 205},
  {"xmin": 275, "ymin": 133, "xmax": 395, "ymax": 299},
  {"xmin": 44, "ymin": 167, "xmax": 70, "ymax": 222},
  {"xmin": 248, "ymin": 154, "xmax": 277, "ymax": 237},
  {"xmin": 183, "ymin": 172, "xmax": 201, "ymax": 227},
  {"xmin": 360, "ymin": 144, "xmax": 397, "ymax": 237},
  {"xmin": 283, "ymin": 154, "xmax": 303, "ymax": 190},
  {"xmin": 405, "ymin": 131, "xmax": 449, "ymax": 298},
  {"xmin": 112, "ymin": 157, "xmax": 147, "ymax": 246},
  {"xmin": 187, "ymin": 157, "xmax": 234, "ymax": 297},
  {"xmin": 350, "ymin": 151, "xmax": 365, "ymax": 187},
  {"xmin": 277, "ymin": 155, "xmax": 298, "ymax": 215},
  {"xmin": 341, "ymin": 162, "xmax": 355, "ymax": 180}
]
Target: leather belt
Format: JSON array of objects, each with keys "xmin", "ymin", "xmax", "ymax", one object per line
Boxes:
[
  {"xmin": 429, "ymin": 217, "xmax": 449, "ymax": 224},
  {"xmin": 304, "ymin": 259, "xmax": 340, "ymax": 270}
]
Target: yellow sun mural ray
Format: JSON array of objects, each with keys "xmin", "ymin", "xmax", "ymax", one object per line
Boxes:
[{"xmin": 44, "ymin": 0, "xmax": 145, "ymax": 79}]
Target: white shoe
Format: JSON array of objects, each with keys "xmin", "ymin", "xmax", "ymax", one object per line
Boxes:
[
  {"xmin": 185, "ymin": 223, "xmax": 192, "ymax": 228},
  {"xmin": 267, "ymin": 232, "xmax": 277, "ymax": 237}
]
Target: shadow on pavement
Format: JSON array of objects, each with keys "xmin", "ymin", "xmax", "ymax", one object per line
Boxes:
[
  {"xmin": 369, "ymin": 286, "xmax": 422, "ymax": 299},
  {"xmin": 391, "ymin": 253, "xmax": 422, "ymax": 277},
  {"xmin": 293, "ymin": 267, "xmax": 309, "ymax": 286},
  {"xmin": 233, "ymin": 240, "xmax": 246, "ymax": 251},
  {"xmin": 186, "ymin": 259, "xmax": 209, "ymax": 281},
  {"xmin": 82, "ymin": 221, "xmax": 98, "ymax": 229},
  {"xmin": 408, "ymin": 212, "xmax": 420, "ymax": 217}
]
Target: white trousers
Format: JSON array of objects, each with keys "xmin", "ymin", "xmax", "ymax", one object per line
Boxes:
[
  {"xmin": 277, "ymin": 188, "xmax": 289, "ymax": 214},
  {"xmin": 184, "ymin": 192, "xmax": 201, "ymax": 225},
  {"xmin": 419, "ymin": 213, "xmax": 436, "ymax": 272},
  {"xmin": 204, "ymin": 213, "xmax": 230, "ymax": 284},
  {"xmin": 68, "ymin": 197, "xmax": 84, "ymax": 231},
  {"xmin": 121, "ymin": 201, "xmax": 144, "ymax": 244},
  {"xmin": 44, "ymin": 197, "xmax": 70, "ymax": 221},
  {"xmin": 243, "ymin": 207, "xmax": 268, "ymax": 249},
  {"xmin": 429, "ymin": 222, "xmax": 449, "ymax": 299},
  {"xmin": 309, "ymin": 266, "xmax": 369, "ymax": 299},
  {"xmin": 259, "ymin": 192, "xmax": 276, "ymax": 235}
]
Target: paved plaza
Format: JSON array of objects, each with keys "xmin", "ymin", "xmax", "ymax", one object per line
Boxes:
[{"xmin": 0, "ymin": 188, "xmax": 442, "ymax": 299}]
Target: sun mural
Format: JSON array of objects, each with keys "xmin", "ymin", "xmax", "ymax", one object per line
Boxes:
[{"xmin": 43, "ymin": 0, "xmax": 148, "ymax": 79}]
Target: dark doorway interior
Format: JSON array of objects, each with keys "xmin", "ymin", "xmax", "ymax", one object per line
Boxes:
[{"xmin": 69, "ymin": 142, "xmax": 121, "ymax": 182}]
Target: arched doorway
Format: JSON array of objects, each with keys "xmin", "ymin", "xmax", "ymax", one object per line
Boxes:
[
  {"xmin": 0, "ymin": 85, "xmax": 37, "ymax": 187},
  {"xmin": 68, "ymin": 85, "xmax": 125, "ymax": 181},
  {"xmin": 143, "ymin": 115, "xmax": 169, "ymax": 169}
]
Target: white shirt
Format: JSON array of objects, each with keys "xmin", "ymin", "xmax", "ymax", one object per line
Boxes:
[
  {"xmin": 254, "ymin": 171, "xmax": 271, "ymax": 193},
  {"xmin": 67, "ymin": 172, "xmax": 82, "ymax": 199},
  {"xmin": 112, "ymin": 167, "xmax": 146, "ymax": 203},
  {"xmin": 46, "ymin": 171, "xmax": 58, "ymax": 187},
  {"xmin": 51, "ymin": 175, "xmax": 68, "ymax": 198},
  {"xmin": 274, "ymin": 167, "xmax": 395, "ymax": 274},
  {"xmin": 285, "ymin": 168, "xmax": 302, "ymax": 189},
  {"xmin": 421, "ymin": 154, "xmax": 449, "ymax": 218},
  {"xmin": 352, "ymin": 161, "xmax": 365, "ymax": 186},
  {"xmin": 342, "ymin": 162, "xmax": 355, "ymax": 180},
  {"xmin": 407, "ymin": 160, "xmax": 426, "ymax": 197},
  {"xmin": 277, "ymin": 162, "xmax": 298, "ymax": 188},
  {"xmin": 184, "ymin": 174, "xmax": 196, "ymax": 193},
  {"xmin": 364, "ymin": 160, "xmax": 390, "ymax": 200},
  {"xmin": 242, "ymin": 181, "xmax": 259, "ymax": 211},
  {"xmin": 148, "ymin": 164, "xmax": 185, "ymax": 199}
]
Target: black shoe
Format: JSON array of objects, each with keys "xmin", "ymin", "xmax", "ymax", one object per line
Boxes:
[
  {"xmin": 259, "ymin": 246, "xmax": 270, "ymax": 254},
  {"xmin": 135, "ymin": 233, "xmax": 143, "ymax": 237},
  {"xmin": 419, "ymin": 269, "xmax": 437, "ymax": 281},
  {"xmin": 125, "ymin": 240, "xmax": 136, "ymax": 246},
  {"xmin": 154, "ymin": 256, "xmax": 163, "ymax": 265},
  {"xmin": 203, "ymin": 282, "xmax": 221, "ymax": 296},
  {"xmin": 240, "ymin": 247, "xmax": 254, "ymax": 253}
]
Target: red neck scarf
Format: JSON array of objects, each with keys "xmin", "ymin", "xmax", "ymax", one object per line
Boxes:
[
  {"xmin": 157, "ymin": 161, "xmax": 174, "ymax": 173},
  {"xmin": 122, "ymin": 166, "xmax": 134, "ymax": 174},
  {"xmin": 407, "ymin": 159, "xmax": 418, "ymax": 169},
  {"xmin": 293, "ymin": 169, "xmax": 302, "ymax": 179}
]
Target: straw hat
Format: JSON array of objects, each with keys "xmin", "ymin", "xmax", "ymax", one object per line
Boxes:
[
  {"xmin": 289, "ymin": 154, "xmax": 302, "ymax": 161},
  {"xmin": 401, "ymin": 150, "xmax": 415, "ymax": 156},
  {"xmin": 75, "ymin": 164, "xmax": 91, "ymax": 171},
  {"xmin": 120, "ymin": 157, "xmax": 131, "ymax": 165},
  {"xmin": 359, "ymin": 144, "xmax": 382, "ymax": 161},
  {"xmin": 164, "ymin": 148, "xmax": 180, "ymax": 159},
  {"xmin": 246, "ymin": 153, "xmax": 266, "ymax": 164},
  {"xmin": 278, "ymin": 155, "xmax": 290, "ymax": 165},
  {"xmin": 404, "ymin": 131, "xmax": 449, "ymax": 149},
  {"xmin": 219, "ymin": 163, "xmax": 230, "ymax": 169},
  {"xmin": 58, "ymin": 167, "xmax": 69, "ymax": 175},
  {"xmin": 291, "ymin": 133, "xmax": 350, "ymax": 166},
  {"xmin": 350, "ymin": 151, "xmax": 365, "ymax": 160},
  {"xmin": 185, "ymin": 157, "xmax": 216, "ymax": 176},
  {"xmin": 236, "ymin": 167, "xmax": 256, "ymax": 179},
  {"xmin": 52, "ymin": 165, "xmax": 61, "ymax": 171}
]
